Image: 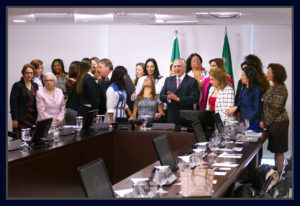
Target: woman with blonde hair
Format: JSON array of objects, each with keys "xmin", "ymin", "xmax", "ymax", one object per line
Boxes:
[
  {"xmin": 30, "ymin": 59, "xmax": 44, "ymax": 90},
  {"xmin": 199, "ymin": 58, "xmax": 233, "ymax": 110},
  {"xmin": 206, "ymin": 68, "xmax": 235, "ymax": 125}
]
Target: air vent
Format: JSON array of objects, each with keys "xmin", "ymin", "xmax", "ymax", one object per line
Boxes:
[
  {"xmin": 32, "ymin": 13, "xmax": 74, "ymax": 23},
  {"xmin": 114, "ymin": 12, "xmax": 155, "ymax": 24}
]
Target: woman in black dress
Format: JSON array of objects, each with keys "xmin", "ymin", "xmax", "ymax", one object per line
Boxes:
[{"xmin": 10, "ymin": 64, "xmax": 38, "ymax": 134}]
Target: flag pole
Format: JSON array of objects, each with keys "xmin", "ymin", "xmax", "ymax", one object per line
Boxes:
[
  {"xmin": 174, "ymin": 30, "xmax": 178, "ymax": 37},
  {"xmin": 225, "ymin": 26, "xmax": 228, "ymax": 35}
]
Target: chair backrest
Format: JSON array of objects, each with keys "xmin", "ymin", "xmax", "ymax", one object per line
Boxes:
[
  {"xmin": 151, "ymin": 123, "xmax": 176, "ymax": 131},
  {"xmin": 191, "ymin": 121, "xmax": 207, "ymax": 143},
  {"xmin": 77, "ymin": 158, "xmax": 115, "ymax": 199},
  {"xmin": 212, "ymin": 113, "xmax": 224, "ymax": 133},
  {"xmin": 152, "ymin": 135, "xmax": 177, "ymax": 172}
]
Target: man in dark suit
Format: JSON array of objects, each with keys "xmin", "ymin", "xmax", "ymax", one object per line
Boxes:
[
  {"xmin": 97, "ymin": 58, "xmax": 135, "ymax": 115},
  {"xmin": 160, "ymin": 58, "xmax": 199, "ymax": 125}
]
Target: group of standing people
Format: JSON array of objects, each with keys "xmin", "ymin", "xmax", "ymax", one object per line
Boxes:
[{"xmin": 10, "ymin": 54, "xmax": 289, "ymax": 172}]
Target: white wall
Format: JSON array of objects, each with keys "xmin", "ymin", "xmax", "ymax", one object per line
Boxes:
[
  {"xmin": 7, "ymin": 23, "xmax": 292, "ymax": 159},
  {"xmin": 8, "ymin": 24, "xmax": 107, "ymax": 129},
  {"xmin": 107, "ymin": 24, "xmax": 250, "ymax": 87}
]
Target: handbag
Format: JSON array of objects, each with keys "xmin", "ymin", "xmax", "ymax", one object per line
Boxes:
[{"xmin": 180, "ymin": 154, "xmax": 216, "ymax": 197}]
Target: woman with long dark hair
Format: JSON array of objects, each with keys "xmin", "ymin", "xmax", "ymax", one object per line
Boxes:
[
  {"xmin": 65, "ymin": 61, "xmax": 81, "ymax": 125},
  {"xmin": 106, "ymin": 66, "xmax": 132, "ymax": 124},
  {"xmin": 226, "ymin": 66, "xmax": 262, "ymax": 131},
  {"xmin": 244, "ymin": 54, "xmax": 270, "ymax": 94},
  {"xmin": 51, "ymin": 58, "xmax": 69, "ymax": 98},
  {"xmin": 132, "ymin": 58, "xmax": 165, "ymax": 100},
  {"xmin": 76, "ymin": 58, "xmax": 99, "ymax": 117}
]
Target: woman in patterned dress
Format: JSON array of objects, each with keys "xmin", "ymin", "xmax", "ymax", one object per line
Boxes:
[
  {"xmin": 129, "ymin": 77, "xmax": 165, "ymax": 122},
  {"xmin": 51, "ymin": 58, "xmax": 69, "ymax": 99},
  {"xmin": 260, "ymin": 63, "xmax": 289, "ymax": 172}
]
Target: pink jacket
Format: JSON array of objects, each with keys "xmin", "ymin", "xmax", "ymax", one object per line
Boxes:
[
  {"xmin": 199, "ymin": 76, "xmax": 233, "ymax": 110},
  {"xmin": 36, "ymin": 87, "xmax": 65, "ymax": 122}
]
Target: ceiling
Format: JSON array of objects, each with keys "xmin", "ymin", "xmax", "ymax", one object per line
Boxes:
[{"xmin": 7, "ymin": 7, "xmax": 292, "ymax": 25}]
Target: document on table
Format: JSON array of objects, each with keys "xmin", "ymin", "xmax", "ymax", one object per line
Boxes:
[
  {"xmin": 214, "ymin": 171, "xmax": 227, "ymax": 176},
  {"xmin": 218, "ymin": 153, "xmax": 242, "ymax": 159},
  {"xmin": 154, "ymin": 165, "xmax": 170, "ymax": 170},
  {"xmin": 232, "ymin": 147, "xmax": 243, "ymax": 152},
  {"xmin": 177, "ymin": 155, "xmax": 191, "ymax": 163},
  {"xmin": 131, "ymin": 178, "xmax": 149, "ymax": 184},
  {"xmin": 218, "ymin": 167, "xmax": 231, "ymax": 171},
  {"xmin": 216, "ymin": 148, "xmax": 233, "ymax": 152},
  {"xmin": 114, "ymin": 188, "xmax": 134, "ymax": 198},
  {"xmin": 212, "ymin": 162, "xmax": 239, "ymax": 167}
]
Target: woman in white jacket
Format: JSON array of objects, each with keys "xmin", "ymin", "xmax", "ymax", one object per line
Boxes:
[{"xmin": 206, "ymin": 68, "xmax": 236, "ymax": 125}]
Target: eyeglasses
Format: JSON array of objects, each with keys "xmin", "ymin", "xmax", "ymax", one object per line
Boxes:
[
  {"xmin": 44, "ymin": 79, "xmax": 55, "ymax": 82},
  {"xmin": 24, "ymin": 72, "xmax": 33, "ymax": 75}
]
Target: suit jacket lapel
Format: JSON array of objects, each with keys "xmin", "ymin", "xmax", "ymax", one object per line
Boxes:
[
  {"xmin": 44, "ymin": 88, "xmax": 56, "ymax": 103},
  {"xmin": 170, "ymin": 76, "xmax": 177, "ymax": 92}
]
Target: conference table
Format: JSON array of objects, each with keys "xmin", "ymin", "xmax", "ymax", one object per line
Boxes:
[{"xmin": 7, "ymin": 127, "xmax": 266, "ymax": 199}]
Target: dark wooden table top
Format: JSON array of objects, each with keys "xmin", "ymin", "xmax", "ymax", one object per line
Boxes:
[{"xmin": 113, "ymin": 133, "xmax": 267, "ymax": 198}]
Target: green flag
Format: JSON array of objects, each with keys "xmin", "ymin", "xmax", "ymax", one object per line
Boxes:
[
  {"xmin": 222, "ymin": 33, "xmax": 234, "ymax": 87},
  {"xmin": 170, "ymin": 36, "xmax": 180, "ymax": 75}
]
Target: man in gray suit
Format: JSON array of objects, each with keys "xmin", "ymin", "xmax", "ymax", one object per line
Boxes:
[{"xmin": 97, "ymin": 58, "xmax": 135, "ymax": 115}]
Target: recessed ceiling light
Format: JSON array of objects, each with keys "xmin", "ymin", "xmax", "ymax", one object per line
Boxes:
[
  {"xmin": 155, "ymin": 19, "xmax": 164, "ymax": 23},
  {"xmin": 209, "ymin": 12, "xmax": 241, "ymax": 18},
  {"xmin": 165, "ymin": 20, "xmax": 198, "ymax": 24},
  {"xmin": 31, "ymin": 13, "xmax": 71, "ymax": 17},
  {"xmin": 12, "ymin": 19, "xmax": 27, "ymax": 23}
]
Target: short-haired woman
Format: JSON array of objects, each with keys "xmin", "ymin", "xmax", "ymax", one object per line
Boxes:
[
  {"xmin": 206, "ymin": 68, "xmax": 235, "ymax": 125},
  {"xmin": 129, "ymin": 77, "xmax": 165, "ymax": 122},
  {"xmin": 10, "ymin": 64, "xmax": 38, "ymax": 133},
  {"xmin": 36, "ymin": 72, "xmax": 65, "ymax": 126},
  {"xmin": 260, "ymin": 63, "xmax": 289, "ymax": 172}
]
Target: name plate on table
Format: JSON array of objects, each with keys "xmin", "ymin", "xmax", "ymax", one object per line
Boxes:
[{"xmin": 116, "ymin": 123, "xmax": 132, "ymax": 130}]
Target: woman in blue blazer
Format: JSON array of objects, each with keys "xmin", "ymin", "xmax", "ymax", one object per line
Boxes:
[{"xmin": 226, "ymin": 65, "xmax": 262, "ymax": 131}]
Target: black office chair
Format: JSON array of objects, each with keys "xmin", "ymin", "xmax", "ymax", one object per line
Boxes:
[
  {"xmin": 77, "ymin": 158, "xmax": 115, "ymax": 199},
  {"xmin": 191, "ymin": 121, "xmax": 207, "ymax": 143},
  {"xmin": 152, "ymin": 135, "xmax": 177, "ymax": 172}
]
